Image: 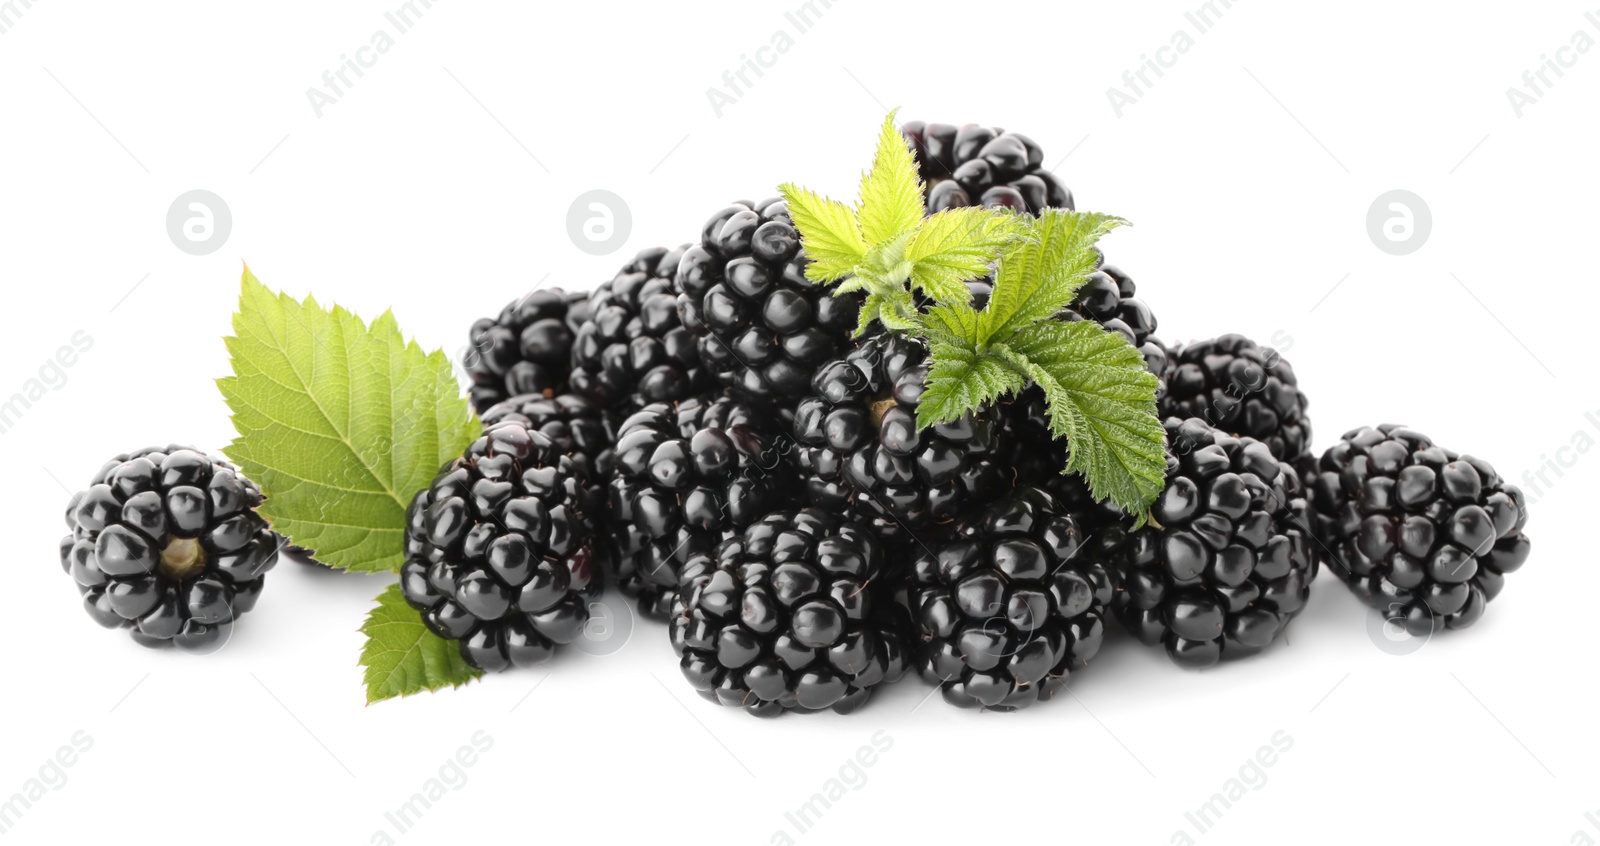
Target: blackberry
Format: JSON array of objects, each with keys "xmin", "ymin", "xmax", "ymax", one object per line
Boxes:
[
  {"xmin": 571, "ymin": 245, "xmax": 711, "ymax": 412},
  {"xmin": 911, "ymin": 488, "xmax": 1115, "ymax": 710},
  {"xmin": 901, "ymin": 121, "xmax": 1074, "ymax": 214},
  {"xmin": 1308, "ymin": 425, "xmax": 1531, "ymax": 633},
  {"xmin": 610, "ymin": 394, "xmax": 798, "ymax": 618},
  {"xmin": 1161, "ymin": 334, "xmax": 1314, "ymax": 480},
  {"xmin": 1112, "ymin": 418, "xmax": 1317, "ymax": 668},
  {"xmin": 399, "ymin": 420, "xmax": 601, "ymax": 671},
  {"xmin": 674, "ymin": 198, "xmax": 861, "ymax": 414},
  {"xmin": 59, "ymin": 446, "xmax": 280, "ymax": 650},
  {"xmin": 793, "ymin": 333, "xmax": 1008, "ymax": 544},
  {"xmin": 464, "ymin": 287, "xmax": 590, "ymax": 413},
  {"xmin": 671, "ymin": 509, "xmax": 911, "ymax": 716}
]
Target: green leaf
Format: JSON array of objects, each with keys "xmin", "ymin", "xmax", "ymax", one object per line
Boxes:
[
  {"xmin": 905, "ymin": 207, "xmax": 1025, "ymax": 304},
  {"xmin": 856, "ymin": 110, "xmax": 924, "ymax": 245},
  {"xmin": 1004, "ymin": 321, "xmax": 1166, "ymax": 522},
  {"xmin": 360, "ymin": 583, "xmax": 481, "ymax": 703},
  {"xmin": 219, "ymin": 267, "xmax": 478, "ymax": 572},
  {"xmin": 980, "ymin": 210, "xmax": 1127, "ymax": 344},
  {"xmin": 916, "ymin": 341, "xmax": 1027, "ymax": 429},
  {"xmin": 777, "ymin": 183, "xmax": 867, "ymax": 283}
]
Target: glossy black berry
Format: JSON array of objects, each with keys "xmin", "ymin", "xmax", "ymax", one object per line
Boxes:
[
  {"xmin": 59, "ymin": 446, "xmax": 280, "ymax": 650},
  {"xmin": 794, "ymin": 333, "xmax": 1009, "ymax": 544},
  {"xmin": 1308, "ymin": 425, "xmax": 1530, "ymax": 633},
  {"xmin": 1162, "ymin": 334, "xmax": 1314, "ymax": 482},
  {"xmin": 400, "ymin": 420, "xmax": 601, "ymax": 671},
  {"xmin": 610, "ymin": 394, "xmax": 799, "ymax": 618},
  {"xmin": 675, "ymin": 198, "xmax": 861, "ymax": 414},
  {"xmin": 1112, "ymin": 418, "xmax": 1318, "ymax": 668},
  {"xmin": 572, "ymin": 246, "xmax": 711, "ymax": 412},
  {"xmin": 912, "ymin": 488, "xmax": 1115, "ymax": 710},
  {"xmin": 671, "ymin": 509, "xmax": 911, "ymax": 717},
  {"xmin": 464, "ymin": 287, "xmax": 590, "ymax": 413},
  {"xmin": 479, "ymin": 392, "xmax": 617, "ymax": 487},
  {"xmin": 901, "ymin": 121, "xmax": 1074, "ymax": 214}
]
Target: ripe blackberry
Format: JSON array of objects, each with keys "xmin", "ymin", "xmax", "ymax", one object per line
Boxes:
[
  {"xmin": 911, "ymin": 488, "xmax": 1115, "ymax": 710},
  {"xmin": 399, "ymin": 420, "xmax": 601, "ymax": 671},
  {"xmin": 59, "ymin": 446, "xmax": 280, "ymax": 650},
  {"xmin": 674, "ymin": 198, "xmax": 861, "ymax": 414},
  {"xmin": 610, "ymin": 394, "xmax": 798, "ymax": 618},
  {"xmin": 793, "ymin": 333, "xmax": 1008, "ymax": 544},
  {"xmin": 1113, "ymin": 418, "xmax": 1318, "ymax": 668},
  {"xmin": 1161, "ymin": 334, "xmax": 1314, "ymax": 480},
  {"xmin": 901, "ymin": 121, "xmax": 1074, "ymax": 214},
  {"xmin": 464, "ymin": 287, "xmax": 590, "ymax": 413},
  {"xmin": 671, "ymin": 509, "xmax": 911, "ymax": 716},
  {"xmin": 571, "ymin": 245, "xmax": 711, "ymax": 412},
  {"xmin": 1308, "ymin": 425, "xmax": 1531, "ymax": 633}
]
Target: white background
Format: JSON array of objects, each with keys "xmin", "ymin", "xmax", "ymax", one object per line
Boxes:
[{"xmin": 1, "ymin": 1, "xmax": 1595, "ymax": 843}]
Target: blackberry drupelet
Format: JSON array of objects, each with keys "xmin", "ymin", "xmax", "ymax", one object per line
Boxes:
[
  {"xmin": 901, "ymin": 121, "xmax": 1074, "ymax": 214},
  {"xmin": 571, "ymin": 245, "xmax": 710, "ymax": 412},
  {"xmin": 399, "ymin": 419, "xmax": 601, "ymax": 671},
  {"xmin": 793, "ymin": 333, "xmax": 1008, "ymax": 544},
  {"xmin": 1066, "ymin": 258, "xmax": 1160, "ymax": 350},
  {"xmin": 59, "ymin": 446, "xmax": 280, "ymax": 650},
  {"xmin": 912, "ymin": 488, "xmax": 1115, "ymax": 710},
  {"xmin": 464, "ymin": 287, "xmax": 590, "ymax": 414},
  {"xmin": 610, "ymin": 394, "xmax": 798, "ymax": 618},
  {"xmin": 674, "ymin": 198, "xmax": 861, "ymax": 413},
  {"xmin": 671, "ymin": 509, "xmax": 910, "ymax": 716},
  {"xmin": 1161, "ymin": 334, "xmax": 1314, "ymax": 480},
  {"xmin": 1113, "ymin": 418, "xmax": 1317, "ymax": 668},
  {"xmin": 1308, "ymin": 425, "xmax": 1531, "ymax": 633}
]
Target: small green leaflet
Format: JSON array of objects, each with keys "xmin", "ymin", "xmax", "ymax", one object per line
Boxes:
[
  {"xmin": 915, "ymin": 210, "xmax": 1166, "ymax": 523},
  {"xmin": 219, "ymin": 267, "xmax": 478, "ymax": 572},
  {"xmin": 360, "ymin": 583, "xmax": 481, "ymax": 703},
  {"xmin": 778, "ymin": 110, "xmax": 1024, "ymax": 333}
]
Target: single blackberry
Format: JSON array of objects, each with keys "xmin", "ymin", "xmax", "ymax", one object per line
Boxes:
[
  {"xmin": 464, "ymin": 287, "xmax": 590, "ymax": 413},
  {"xmin": 399, "ymin": 420, "xmax": 601, "ymax": 671},
  {"xmin": 911, "ymin": 488, "xmax": 1115, "ymax": 710},
  {"xmin": 59, "ymin": 446, "xmax": 280, "ymax": 650},
  {"xmin": 793, "ymin": 333, "xmax": 1008, "ymax": 544},
  {"xmin": 1113, "ymin": 418, "xmax": 1318, "ymax": 668},
  {"xmin": 1162, "ymin": 334, "xmax": 1314, "ymax": 480},
  {"xmin": 674, "ymin": 198, "xmax": 861, "ymax": 414},
  {"xmin": 571, "ymin": 245, "xmax": 710, "ymax": 412},
  {"xmin": 671, "ymin": 509, "xmax": 911, "ymax": 716},
  {"xmin": 610, "ymin": 394, "xmax": 798, "ymax": 618},
  {"xmin": 1308, "ymin": 425, "xmax": 1531, "ymax": 633},
  {"xmin": 901, "ymin": 121, "xmax": 1074, "ymax": 214}
]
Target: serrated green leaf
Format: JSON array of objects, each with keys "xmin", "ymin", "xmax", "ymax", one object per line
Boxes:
[
  {"xmin": 981, "ymin": 210, "xmax": 1127, "ymax": 344},
  {"xmin": 360, "ymin": 583, "xmax": 481, "ymax": 703},
  {"xmin": 916, "ymin": 302, "xmax": 982, "ymax": 348},
  {"xmin": 1003, "ymin": 320, "xmax": 1166, "ymax": 522},
  {"xmin": 778, "ymin": 183, "xmax": 867, "ymax": 283},
  {"xmin": 905, "ymin": 207, "xmax": 1024, "ymax": 304},
  {"xmin": 857, "ymin": 111, "xmax": 925, "ymax": 246},
  {"xmin": 219, "ymin": 267, "xmax": 478, "ymax": 572},
  {"xmin": 916, "ymin": 341, "xmax": 1026, "ymax": 429}
]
